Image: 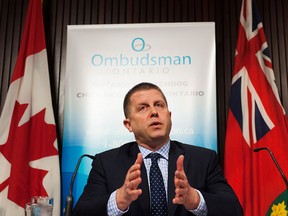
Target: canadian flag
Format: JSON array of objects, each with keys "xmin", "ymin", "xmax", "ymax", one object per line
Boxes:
[{"xmin": 0, "ymin": 0, "xmax": 61, "ymax": 215}]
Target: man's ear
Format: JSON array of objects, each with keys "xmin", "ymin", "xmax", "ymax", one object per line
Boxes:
[{"xmin": 123, "ymin": 118, "xmax": 133, "ymax": 132}]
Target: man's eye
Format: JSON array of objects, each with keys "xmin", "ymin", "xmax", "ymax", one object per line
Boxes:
[
  {"xmin": 139, "ymin": 106, "xmax": 147, "ymax": 112},
  {"xmin": 155, "ymin": 103, "xmax": 164, "ymax": 108}
]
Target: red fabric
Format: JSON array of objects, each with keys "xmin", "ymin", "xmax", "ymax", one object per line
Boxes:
[
  {"xmin": 0, "ymin": 0, "xmax": 60, "ymax": 215},
  {"xmin": 11, "ymin": 0, "xmax": 46, "ymax": 82},
  {"xmin": 224, "ymin": 0, "xmax": 288, "ymax": 215}
]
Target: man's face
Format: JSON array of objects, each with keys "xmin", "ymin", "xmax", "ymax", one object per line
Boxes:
[{"xmin": 123, "ymin": 89, "xmax": 172, "ymax": 150}]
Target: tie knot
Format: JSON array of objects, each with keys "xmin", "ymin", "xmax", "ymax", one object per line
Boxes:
[{"xmin": 148, "ymin": 153, "xmax": 162, "ymax": 163}]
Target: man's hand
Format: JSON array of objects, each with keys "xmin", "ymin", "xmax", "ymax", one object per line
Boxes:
[
  {"xmin": 173, "ymin": 155, "xmax": 200, "ymax": 210},
  {"xmin": 116, "ymin": 153, "xmax": 143, "ymax": 211}
]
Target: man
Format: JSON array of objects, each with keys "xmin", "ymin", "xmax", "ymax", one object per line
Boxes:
[{"xmin": 73, "ymin": 82, "xmax": 243, "ymax": 216}]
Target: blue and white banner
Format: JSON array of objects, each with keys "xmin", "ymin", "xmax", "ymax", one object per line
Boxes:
[{"xmin": 62, "ymin": 22, "xmax": 216, "ymax": 211}]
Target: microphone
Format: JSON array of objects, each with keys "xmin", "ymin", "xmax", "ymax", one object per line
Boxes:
[
  {"xmin": 253, "ymin": 147, "xmax": 288, "ymax": 190},
  {"xmin": 64, "ymin": 154, "xmax": 96, "ymax": 216}
]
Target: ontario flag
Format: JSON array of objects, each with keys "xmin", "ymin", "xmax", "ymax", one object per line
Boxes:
[
  {"xmin": 0, "ymin": 0, "xmax": 60, "ymax": 215},
  {"xmin": 224, "ymin": 0, "xmax": 288, "ymax": 215}
]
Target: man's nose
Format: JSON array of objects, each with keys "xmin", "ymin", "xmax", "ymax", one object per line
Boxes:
[{"xmin": 150, "ymin": 106, "xmax": 158, "ymax": 117}]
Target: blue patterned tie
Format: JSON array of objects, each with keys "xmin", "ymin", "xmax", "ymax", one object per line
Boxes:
[{"xmin": 148, "ymin": 153, "xmax": 168, "ymax": 216}]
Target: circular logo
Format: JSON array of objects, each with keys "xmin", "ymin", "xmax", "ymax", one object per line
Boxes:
[{"xmin": 131, "ymin": 38, "xmax": 151, "ymax": 52}]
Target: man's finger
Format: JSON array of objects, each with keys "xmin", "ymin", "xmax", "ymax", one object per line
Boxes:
[
  {"xmin": 135, "ymin": 153, "xmax": 143, "ymax": 165},
  {"xmin": 176, "ymin": 155, "xmax": 184, "ymax": 172},
  {"xmin": 128, "ymin": 153, "xmax": 143, "ymax": 173}
]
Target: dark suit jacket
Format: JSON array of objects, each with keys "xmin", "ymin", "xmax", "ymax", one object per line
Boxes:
[{"xmin": 73, "ymin": 141, "xmax": 243, "ymax": 216}]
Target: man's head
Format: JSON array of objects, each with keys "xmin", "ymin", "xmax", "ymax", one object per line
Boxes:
[
  {"xmin": 123, "ymin": 82, "xmax": 171, "ymax": 150},
  {"xmin": 123, "ymin": 82, "xmax": 168, "ymax": 118}
]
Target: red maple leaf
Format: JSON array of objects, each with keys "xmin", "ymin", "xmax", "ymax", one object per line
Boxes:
[{"xmin": 0, "ymin": 101, "xmax": 58, "ymax": 208}]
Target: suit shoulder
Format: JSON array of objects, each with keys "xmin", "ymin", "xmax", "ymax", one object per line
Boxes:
[
  {"xmin": 171, "ymin": 140, "xmax": 217, "ymax": 155},
  {"xmin": 96, "ymin": 141, "xmax": 137, "ymax": 157}
]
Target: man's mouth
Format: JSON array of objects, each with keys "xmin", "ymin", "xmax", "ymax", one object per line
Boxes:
[{"xmin": 150, "ymin": 121, "xmax": 161, "ymax": 127}]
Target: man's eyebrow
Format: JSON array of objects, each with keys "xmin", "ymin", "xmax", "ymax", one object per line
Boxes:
[
  {"xmin": 136, "ymin": 102, "xmax": 149, "ymax": 106},
  {"xmin": 154, "ymin": 100, "xmax": 166, "ymax": 104}
]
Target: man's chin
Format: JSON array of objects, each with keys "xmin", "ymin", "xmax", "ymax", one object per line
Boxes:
[{"xmin": 149, "ymin": 134, "xmax": 169, "ymax": 144}]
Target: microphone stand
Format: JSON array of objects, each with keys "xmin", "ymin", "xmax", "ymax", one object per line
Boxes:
[
  {"xmin": 64, "ymin": 154, "xmax": 96, "ymax": 216},
  {"xmin": 253, "ymin": 147, "xmax": 288, "ymax": 192}
]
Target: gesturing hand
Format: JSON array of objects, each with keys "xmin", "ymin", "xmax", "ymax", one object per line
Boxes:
[
  {"xmin": 173, "ymin": 155, "xmax": 200, "ymax": 210},
  {"xmin": 116, "ymin": 153, "xmax": 143, "ymax": 211}
]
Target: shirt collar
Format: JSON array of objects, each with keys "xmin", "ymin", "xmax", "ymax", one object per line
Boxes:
[{"xmin": 138, "ymin": 140, "xmax": 170, "ymax": 160}]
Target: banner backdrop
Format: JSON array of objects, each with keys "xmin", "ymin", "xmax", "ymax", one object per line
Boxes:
[{"xmin": 62, "ymin": 22, "xmax": 216, "ymax": 210}]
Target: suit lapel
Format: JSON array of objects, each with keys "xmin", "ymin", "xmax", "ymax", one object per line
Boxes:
[
  {"xmin": 127, "ymin": 142, "xmax": 150, "ymax": 215},
  {"xmin": 167, "ymin": 141, "xmax": 185, "ymax": 215}
]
